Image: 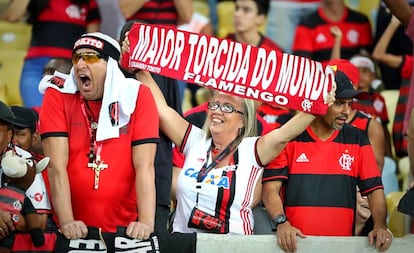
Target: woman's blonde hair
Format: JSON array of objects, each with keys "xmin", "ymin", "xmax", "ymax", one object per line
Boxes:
[{"xmin": 203, "ymin": 92, "xmax": 257, "ymax": 140}]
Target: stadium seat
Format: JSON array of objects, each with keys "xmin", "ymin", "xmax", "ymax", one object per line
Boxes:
[
  {"xmin": 0, "ymin": 79, "xmax": 7, "ymax": 103},
  {"xmin": 345, "ymin": 0, "xmax": 380, "ymax": 31},
  {"xmin": 216, "ymin": 1, "xmax": 235, "ymax": 38},
  {"xmin": 386, "ymin": 191, "xmax": 408, "ymax": 237},
  {"xmin": 381, "ymin": 89, "xmax": 400, "ymax": 158},
  {"xmin": 0, "ymin": 21, "xmax": 32, "ymax": 51},
  {"xmin": 193, "ymin": 0, "xmax": 210, "ymax": 18},
  {"xmin": 0, "ymin": 50, "xmax": 25, "ymax": 106},
  {"xmin": 398, "ymin": 156, "xmax": 411, "ymax": 191}
]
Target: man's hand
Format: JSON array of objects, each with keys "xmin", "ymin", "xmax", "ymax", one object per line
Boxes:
[
  {"xmin": 126, "ymin": 220, "xmax": 154, "ymax": 240},
  {"xmin": 59, "ymin": 220, "xmax": 88, "ymax": 240},
  {"xmin": 368, "ymin": 227, "xmax": 393, "ymax": 252},
  {"xmin": 276, "ymin": 221, "xmax": 306, "ymax": 252},
  {"xmin": 0, "ymin": 211, "xmax": 15, "ymax": 239},
  {"xmin": 330, "ymin": 26, "xmax": 343, "ymax": 39}
]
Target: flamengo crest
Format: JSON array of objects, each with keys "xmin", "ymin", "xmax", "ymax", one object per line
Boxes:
[{"xmin": 339, "ymin": 153, "xmax": 354, "ymax": 171}]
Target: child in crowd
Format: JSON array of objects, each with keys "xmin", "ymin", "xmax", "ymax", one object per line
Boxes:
[{"xmin": 350, "ymin": 56, "xmax": 393, "ymax": 158}]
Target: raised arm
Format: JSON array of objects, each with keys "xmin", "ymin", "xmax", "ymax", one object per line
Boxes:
[
  {"xmin": 372, "ymin": 16, "xmax": 404, "ymax": 68},
  {"xmin": 256, "ymin": 111, "xmax": 316, "ymax": 165},
  {"xmin": 1, "ymin": 0, "xmax": 29, "ymax": 22},
  {"xmin": 135, "ymin": 71, "xmax": 189, "ymax": 148},
  {"xmin": 383, "ymin": 0, "xmax": 412, "ymax": 27},
  {"xmin": 330, "ymin": 26, "xmax": 343, "ymax": 60},
  {"xmin": 174, "ymin": 0, "xmax": 193, "ymax": 24},
  {"xmin": 257, "ymin": 86, "xmax": 336, "ymax": 165}
]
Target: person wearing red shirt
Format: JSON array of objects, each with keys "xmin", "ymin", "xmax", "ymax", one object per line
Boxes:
[
  {"xmin": 292, "ymin": 0, "xmax": 373, "ymax": 64},
  {"xmin": 39, "ymin": 32, "xmax": 159, "ymax": 250},
  {"xmin": 349, "ymin": 55, "xmax": 392, "ymax": 159},
  {"xmin": 2, "ymin": 0, "xmax": 101, "ymax": 108},
  {"xmin": 262, "ymin": 70, "xmax": 391, "ymax": 252}
]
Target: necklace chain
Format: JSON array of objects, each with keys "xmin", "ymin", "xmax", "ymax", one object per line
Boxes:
[{"xmin": 84, "ymin": 100, "xmax": 98, "ymax": 163}]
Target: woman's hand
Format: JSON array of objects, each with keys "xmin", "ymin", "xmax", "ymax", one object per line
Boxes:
[{"xmin": 324, "ymin": 80, "xmax": 337, "ymax": 106}]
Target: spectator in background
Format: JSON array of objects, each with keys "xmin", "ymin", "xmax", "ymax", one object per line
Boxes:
[
  {"xmin": 373, "ymin": 15, "xmax": 412, "ymax": 158},
  {"xmin": 384, "ymin": 0, "xmax": 414, "ymax": 235},
  {"xmin": 119, "ymin": 0, "xmax": 192, "ymax": 26},
  {"xmin": 119, "ymin": 20, "xmax": 183, "ymax": 233},
  {"xmin": 349, "ymin": 56, "xmax": 400, "ymax": 196},
  {"xmin": 228, "ymin": 0, "xmax": 290, "ymax": 133},
  {"xmin": 2, "ymin": 0, "xmax": 101, "ymax": 108},
  {"xmin": 355, "ymin": 187, "xmax": 374, "ymax": 236},
  {"xmin": 119, "ymin": 0, "xmax": 201, "ymax": 231},
  {"xmin": 0, "ymin": 102, "xmax": 54, "ymax": 251},
  {"xmin": 9, "ymin": 105, "xmax": 56, "ymax": 251},
  {"xmin": 95, "ymin": 0, "xmax": 125, "ymax": 39},
  {"xmin": 266, "ymin": 0, "xmax": 320, "ymax": 53},
  {"xmin": 349, "ymin": 55, "xmax": 392, "ymax": 158},
  {"xmin": 375, "ymin": 1, "xmax": 413, "ymax": 90},
  {"xmin": 118, "ymin": 0, "xmax": 192, "ymax": 233},
  {"xmin": 227, "ymin": 0, "xmax": 283, "ymax": 52},
  {"xmin": 292, "ymin": 0, "xmax": 373, "ymax": 64},
  {"xmin": 42, "ymin": 58, "xmax": 73, "ymax": 76},
  {"xmin": 11, "ymin": 106, "xmax": 40, "ymax": 157},
  {"xmin": 383, "ymin": 0, "xmax": 414, "ymax": 147}
]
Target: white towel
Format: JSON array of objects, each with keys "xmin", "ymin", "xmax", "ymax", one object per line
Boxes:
[
  {"xmin": 96, "ymin": 58, "xmax": 139, "ymax": 141},
  {"xmin": 38, "ymin": 69, "xmax": 77, "ymax": 94},
  {"xmin": 38, "ymin": 58, "xmax": 140, "ymax": 141}
]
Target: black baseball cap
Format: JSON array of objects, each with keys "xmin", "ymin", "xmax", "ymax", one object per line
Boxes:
[
  {"xmin": 0, "ymin": 101, "xmax": 16, "ymax": 125},
  {"xmin": 10, "ymin": 106, "xmax": 38, "ymax": 132},
  {"xmin": 335, "ymin": 71, "xmax": 363, "ymax": 99}
]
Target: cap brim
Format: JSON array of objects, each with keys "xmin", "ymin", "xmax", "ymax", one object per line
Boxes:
[
  {"xmin": 12, "ymin": 117, "xmax": 31, "ymax": 129},
  {"xmin": 336, "ymin": 89, "xmax": 364, "ymax": 99},
  {"xmin": 0, "ymin": 115, "xmax": 17, "ymax": 125}
]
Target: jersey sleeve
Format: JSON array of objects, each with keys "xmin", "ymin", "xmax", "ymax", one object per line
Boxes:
[
  {"xmin": 131, "ymin": 84, "xmax": 160, "ymax": 144},
  {"xmin": 377, "ymin": 94, "xmax": 389, "ymax": 124},
  {"xmin": 262, "ymin": 148, "xmax": 289, "ymax": 183},
  {"xmin": 172, "ymin": 145, "xmax": 185, "ymax": 168},
  {"xmin": 357, "ymin": 144, "xmax": 383, "ymax": 195},
  {"xmin": 400, "ymin": 55, "xmax": 413, "ymax": 80},
  {"xmin": 39, "ymin": 88, "xmax": 68, "ymax": 137}
]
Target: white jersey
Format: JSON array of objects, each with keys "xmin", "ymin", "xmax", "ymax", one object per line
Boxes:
[{"xmin": 173, "ymin": 126, "xmax": 263, "ymax": 235}]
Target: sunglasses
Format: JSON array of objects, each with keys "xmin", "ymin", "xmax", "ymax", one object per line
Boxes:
[
  {"xmin": 208, "ymin": 101, "xmax": 244, "ymax": 115},
  {"xmin": 72, "ymin": 52, "xmax": 107, "ymax": 64}
]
